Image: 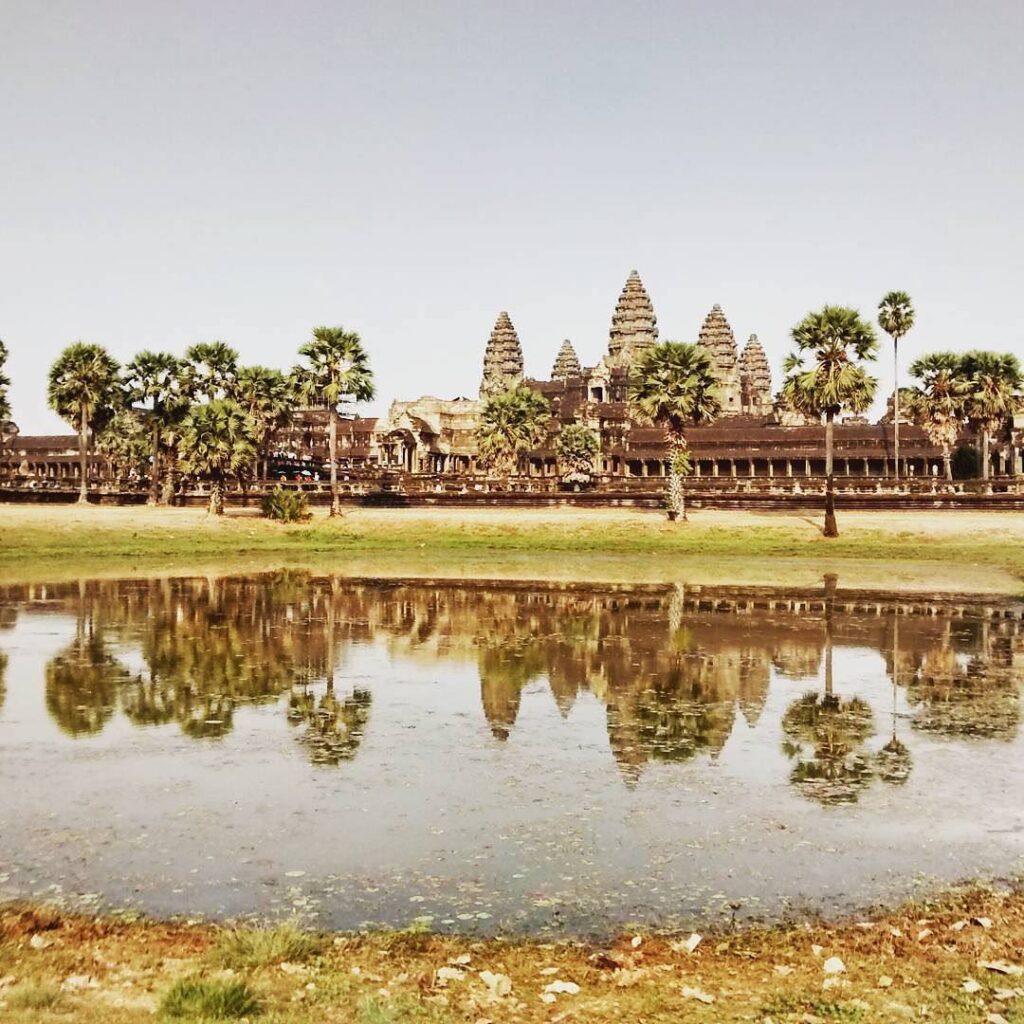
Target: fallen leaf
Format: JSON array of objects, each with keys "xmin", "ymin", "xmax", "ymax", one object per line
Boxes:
[
  {"xmin": 774, "ymin": 965, "xmax": 794, "ymax": 976},
  {"xmin": 987, "ymin": 1015, "xmax": 1009, "ymax": 1024},
  {"xmin": 980, "ymin": 961, "xmax": 1024, "ymax": 977},
  {"xmin": 538, "ymin": 967, "xmax": 559, "ymax": 976},
  {"xmin": 478, "ymin": 971, "xmax": 512, "ymax": 998},
  {"xmin": 436, "ymin": 967, "xmax": 464, "ymax": 985},
  {"xmin": 949, "ymin": 920, "xmax": 968, "ymax": 932},
  {"xmin": 963, "ymin": 978, "xmax": 982, "ymax": 993},
  {"xmin": 680, "ymin": 985, "xmax": 715, "ymax": 1003},
  {"xmin": 917, "ymin": 929, "xmax": 932, "ymax": 941},
  {"xmin": 878, "ymin": 975, "xmax": 893, "ymax": 988},
  {"xmin": 685, "ymin": 932, "xmax": 702, "ymax": 954},
  {"xmin": 543, "ymin": 980, "xmax": 580, "ymax": 995},
  {"xmin": 823, "ymin": 957, "xmax": 846, "ymax": 975},
  {"xmin": 811, "ymin": 944, "xmax": 824, "ymax": 958},
  {"xmin": 539, "ymin": 992, "xmax": 556, "ymax": 1004},
  {"xmin": 631, "ymin": 935, "xmax": 643, "ymax": 948},
  {"xmin": 974, "ymin": 917, "xmax": 994, "ymax": 930},
  {"xmin": 29, "ymin": 935, "xmax": 53, "ymax": 950}
]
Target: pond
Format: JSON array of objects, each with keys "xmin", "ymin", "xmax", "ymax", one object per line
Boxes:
[{"xmin": 0, "ymin": 572, "xmax": 1022, "ymax": 936}]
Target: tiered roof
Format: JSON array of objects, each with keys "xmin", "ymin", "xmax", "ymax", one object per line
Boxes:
[
  {"xmin": 608, "ymin": 270, "xmax": 658, "ymax": 364},
  {"xmin": 480, "ymin": 311, "xmax": 524, "ymax": 397},
  {"xmin": 551, "ymin": 339, "xmax": 582, "ymax": 381},
  {"xmin": 697, "ymin": 304, "xmax": 738, "ymax": 375},
  {"xmin": 738, "ymin": 333, "xmax": 772, "ymax": 394}
]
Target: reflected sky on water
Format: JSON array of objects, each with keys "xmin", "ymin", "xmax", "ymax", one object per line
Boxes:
[{"xmin": 0, "ymin": 573, "xmax": 1022, "ymax": 934}]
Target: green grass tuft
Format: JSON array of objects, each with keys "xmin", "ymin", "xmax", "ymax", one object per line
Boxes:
[
  {"xmin": 211, "ymin": 922, "xmax": 322, "ymax": 968},
  {"xmin": 6, "ymin": 981, "xmax": 63, "ymax": 1010},
  {"xmin": 159, "ymin": 977, "xmax": 261, "ymax": 1019}
]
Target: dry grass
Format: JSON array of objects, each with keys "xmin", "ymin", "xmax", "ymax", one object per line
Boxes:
[
  {"xmin": 1, "ymin": 503, "xmax": 1023, "ymax": 594},
  {"xmin": 2, "ymin": 887, "xmax": 1024, "ymax": 1022}
]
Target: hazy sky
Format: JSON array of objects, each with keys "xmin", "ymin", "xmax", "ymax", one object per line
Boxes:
[{"xmin": 2, "ymin": 0, "xmax": 1022, "ymax": 433}]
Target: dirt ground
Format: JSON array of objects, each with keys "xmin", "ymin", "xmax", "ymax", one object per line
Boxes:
[{"xmin": 2, "ymin": 887, "xmax": 1024, "ymax": 1022}]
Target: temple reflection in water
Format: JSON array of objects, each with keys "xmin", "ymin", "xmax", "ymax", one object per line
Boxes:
[{"xmin": 1, "ymin": 574, "xmax": 1021, "ymax": 803}]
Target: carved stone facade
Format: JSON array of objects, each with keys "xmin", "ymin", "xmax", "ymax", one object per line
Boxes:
[
  {"xmin": 607, "ymin": 270, "xmax": 658, "ymax": 367},
  {"xmin": 551, "ymin": 339, "xmax": 582, "ymax": 382},
  {"xmin": 480, "ymin": 311, "xmax": 524, "ymax": 397},
  {"xmin": 738, "ymin": 334, "xmax": 773, "ymax": 418}
]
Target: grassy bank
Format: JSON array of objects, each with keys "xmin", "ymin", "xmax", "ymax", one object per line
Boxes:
[
  {"xmin": 3, "ymin": 887, "xmax": 1024, "ymax": 1022},
  {"xmin": 1, "ymin": 505, "xmax": 1024, "ymax": 591}
]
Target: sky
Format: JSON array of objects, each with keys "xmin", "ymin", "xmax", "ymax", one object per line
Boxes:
[{"xmin": 2, "ymin": 0, "xmax": 1022, "ymax": 433}]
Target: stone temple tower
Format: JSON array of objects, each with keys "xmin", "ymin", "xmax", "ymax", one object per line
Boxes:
[
  {"xmin": 607, "ymin": 270, "xmax": 658, "ymax": 367},
  {"xmin": 697, "ymin": 304, "xmax": 741, "ymax": 415},
  {"xmin": 480, "ymin": 311, "xmax": 524, "ymax": 397},
  {"xmin": 551, "ymin": 339, "xmax": 582, "ymax": 382},
  {"xmin": 738, "ymin": 333, "xmax": 773, "ymax": 417}
]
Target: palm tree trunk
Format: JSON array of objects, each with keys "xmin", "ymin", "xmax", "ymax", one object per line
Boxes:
[
  {"xmin": 209, "ymin": 477, "xmax": 224, "ymax": 516},
  {"xmin": 893, "ymin": 337, "xmax": 900, "ymax": 481},
  {"xmin": 666, "ymin": 430, "xmax": 686, "ymax": 522},
  {"xmin": 823, "ymin": 410, "xmax": 838, "ymax": 537},
  {"xmin": 148, "ymin": 421, "xmax": 161, "ymax": 505},
  {"xmin": 77, "ymin": 404, "xmax": 89, "ymax": 504},
  {"xmin": 329, "ymin": 407, "xmax": 341, "ymax": 517},
  {"xmin": 981, "ymin": 430, "xmax": 990, "ymax": 481}
]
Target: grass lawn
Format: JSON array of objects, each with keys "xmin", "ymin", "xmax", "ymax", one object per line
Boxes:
[
  {"xmin": 1, "ymin": 504, "xmax": 1023, "ymax": 593},
  {"xmin": 2, "ymin": 887, "xmax": 1023, "ymax": 1022}
]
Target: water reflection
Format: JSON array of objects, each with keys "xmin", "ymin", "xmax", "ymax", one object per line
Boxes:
[{"xmin": 0, "ymin": 574, "xmax": 1021, "ymax": 800}]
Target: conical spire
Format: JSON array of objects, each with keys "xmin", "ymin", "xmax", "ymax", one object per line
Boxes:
[
  {"xmin": 608, "ymin": 270, "xmax": 658, "ymax": 366},
  {"xmin": 738, "ymin": 333, "xmax": 772, "ymax": 397},
  {"xmin": 551, "ymin": 338, "xmax": 582, "ymax": 382},
  {"xmin": 480, "ymin": 311, "xmax": 524, "ymax": 397},
  {"xmin": 696, "ymin": 304, "xmax": 738, "ymax": 374}
]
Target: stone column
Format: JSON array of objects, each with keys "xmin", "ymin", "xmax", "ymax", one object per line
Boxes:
[
  {"xmin": 768, "ymin": 460, "xmax": 774, "ymax": 478},
  {"xmin": 713, "ymin": 461, "xmax": 719, "ymax": 477},
  {"xmin": 804, "ymin": 459, "xmax": 811, "ymax": 477},
  {"xmin": 786, "ymin": 459, "xmax": 792, "ymax": 477},
  {"xmin": 730, "ymin": 460, "xmax": 737, "ymax": 478}
]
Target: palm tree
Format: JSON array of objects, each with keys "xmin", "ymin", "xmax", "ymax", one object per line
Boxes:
[
  {"xmin": 0, "ymin": 338, "xmax": 10, "ymax": 425},
  {"xmin": 628, "ymin": 342, "xmax": 721, "ymax": 521},
  {"xmin": 123, "ymin": 351, "xmax": 185, "ymax": 504},
  {"xmin": 475, "ymin": 384, "xmax": 551, "ymax": 482},
  {"xmin": 555, "ymin": 422, "xmax": 600, "ymax": 486},
  {"xmin": 877, "ymin": 292, "xmax": 915, "ymax": 480},
  {"xmin": 180, "ymin": 341, "xmax": 239, "ymax": 402},
  {"xmin": 781, "ymin": 307, "xmax": 878, "ymax": 537},
  {"xmin": 959, "ymin": 350, "xmax": 1022, "ymax": 481},
  {"xmin": 47, "ymin": 343, "xmax": 122, "ymax": 503},
  {"xmin": 907, "ymin": 352, "xmax": 969, "ymax": 481},
  {"xmin": 291, "ymin": 326, "xmax": 375, "ymax": 517},
  {"xmin": 177, "ymin": 399, "xmax": 257, "ymax": 514},
  {"xmin": 233, "ymin": 366, "xmax": 295, "ymax": 482}
]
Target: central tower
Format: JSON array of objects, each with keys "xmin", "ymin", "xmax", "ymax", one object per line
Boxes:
[{"xmin": 607, "ymin": 270, "xmax": 658, "ymax": 367}]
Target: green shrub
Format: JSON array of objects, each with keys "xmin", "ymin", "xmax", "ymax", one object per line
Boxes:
[
  {"xmin": 211, "ymin": 923, "xmax": 322, "ymax": 968},
  {"xmin": 952, "ymin": 444, "xmax": 980, "ymax": 480},
  {"xmin": 160, "ymin": 977, "xmax": 261, "ymax": 1019},
  {"xmin": 261, "ymin": 487, "xmax": 311, "ymax": 523}
]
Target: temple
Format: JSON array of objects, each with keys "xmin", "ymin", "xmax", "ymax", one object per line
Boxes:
[
  {"xmin": 306, "ymin": 269, "xmax": 1020, "ymax": 484},
  {"xmin": 3, "ymin": 270, "xmax": 1024, "ymax": 493}
]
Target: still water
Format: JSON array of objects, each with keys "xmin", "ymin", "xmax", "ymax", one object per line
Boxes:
[{"xmin": 0, "ymin": 573, "xmax": 1022, "ymax": 935}]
